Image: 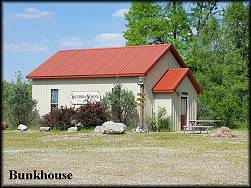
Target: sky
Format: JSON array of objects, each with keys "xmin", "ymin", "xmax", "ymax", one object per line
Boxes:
[{"xmin": 3, "ymin": 2, "xmax": 131, "ymax": 82}]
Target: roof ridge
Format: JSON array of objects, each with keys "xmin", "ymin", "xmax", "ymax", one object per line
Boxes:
[{"xmin": 58, "ymin": 43, "xmax": 171, "ymax": 52}]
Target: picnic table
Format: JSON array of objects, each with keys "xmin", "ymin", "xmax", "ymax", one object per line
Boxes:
[
  {"xmin": 183, "ymin": 125, "xmax": 214, "ymax": 134},
  {"xmin": 183, "ymin": 120, "xmax": 221, "ymax": 134},
  {"xmin": 188, "ymin": 120, "xmax": 222, "ymax": 126}
]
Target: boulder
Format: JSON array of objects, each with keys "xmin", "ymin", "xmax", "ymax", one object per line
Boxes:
[
  {"xmin": 18, "ymin": 124, "xmax": 28, "ymax": 131},
  {"xmin": 40, "ymin": 127, "xmax": 50, "ymax": 131},
  {"xmin": 101, "ymin": 121, "xmax": 126, "ymax": 134},
  {"xmin": 67, "ymin": 127, "xmax": 78, "ymax": 132},
  {"xmin": 75, "ymin": 122, "xmax": 83, "ymax": 128},
  {"xmin": 94, "ymin": 126, "xmax": 104, "ymax": 133},
  {"xmin": 135, "ymin": 126, "xmax": 147, "ymax": 133}
]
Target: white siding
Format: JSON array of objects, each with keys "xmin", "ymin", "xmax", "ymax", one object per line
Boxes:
[
  {"xmin": 154, "ymin": 93, "xmax": 172, "ymax": 117},
  {"xmin": 144, "ymin": 50, "xmax": 181, "ymax": 119},
  {"xmin": 32, "ymin": 50, "xmax": 198, "ymax": 132},
  {"xmin": 32, "ymin": 77, "xmax": 140, "ymax": 116},
  {"xmin": 171, "ymin": 76, "xmax": 198, "ymax": 131}
]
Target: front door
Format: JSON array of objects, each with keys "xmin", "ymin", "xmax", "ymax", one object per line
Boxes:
[{"xmin": 181, "ymin": 97, "xmax": 187, "ymax": 129}]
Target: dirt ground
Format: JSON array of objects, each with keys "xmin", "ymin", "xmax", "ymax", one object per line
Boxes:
[{"xmin": 2, "ymin": 130, "xmax": 249, "ymax": 186}]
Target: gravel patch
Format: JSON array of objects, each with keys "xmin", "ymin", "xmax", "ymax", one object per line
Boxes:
[
  {"xmin": 3, "ymin": 131, "xmax": 248, "ymax": 186},
  {"xmin": 3, "ymin": 146, "xmax": 248, "ymax": 185}
]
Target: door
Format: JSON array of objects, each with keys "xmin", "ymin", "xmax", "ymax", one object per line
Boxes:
[{"xmin": 181, "ymin": 97, "xmax": 187, "ymax": 129}]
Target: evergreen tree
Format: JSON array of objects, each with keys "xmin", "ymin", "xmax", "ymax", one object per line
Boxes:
[
  {"xmin": 102, "ymin": 84, "xmax": 138, "ymax": 125},
  {"xmin": 7, "ymin": 71, "xmax": 36, "ymax": 127}
]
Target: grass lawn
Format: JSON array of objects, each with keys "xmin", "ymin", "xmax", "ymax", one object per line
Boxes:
[{"xmin": 2, "ymin": 129, "xmax": 249, "ymax": 186}]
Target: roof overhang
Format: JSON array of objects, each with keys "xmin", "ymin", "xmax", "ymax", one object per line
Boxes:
[{"xmin": 152, "ymin": 68, "xmax": 202, "ymax": 95}]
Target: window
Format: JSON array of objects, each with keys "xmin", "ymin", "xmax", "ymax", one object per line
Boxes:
[{"xmin": 50, "ymin": 89, "xmax": 58, "ymax": 111}]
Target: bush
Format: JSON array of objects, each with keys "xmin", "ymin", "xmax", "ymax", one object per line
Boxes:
[
  {"xmin": 125, "ymin": 122, "xmax": 138, "ymax": 131},
  {"xmin": 145, "ymin": 117, "xmax": 158, "ymax": 132},
  {"xmin": 40, "ymin": 102, "xmax": 107, "ymax": 130},
  {"xmin": 75, "ymin": 102, "xmax": 107, "ymax": 128},
  {"xmin": 156, "ymin": 107, "xmax": 171, "ymax": 131},
  {"xmin": 40, "ymin": 106, "xmax": 75, "ymax": 130},
  {"xmin": 101, "ymin": 83, "xmax": 138, "ymax": 125},
  {"xmin": 157, "ymin": 117, "xmax": 170, "ymax": 131}
]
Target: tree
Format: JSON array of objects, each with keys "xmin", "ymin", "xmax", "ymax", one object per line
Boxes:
[
  {"xmin": 7, "ymin": 71, "xmax": 37, "ymax": 127},
  {"xmin": 2, "ymin": 80, "xmax": 14, "ymax": 127},
  {"xmin": 161, "ymin": 2, "xmax": 191, "ymax": 50},
  {"xmin": 222, "ymin": 2, "xmax": 249, "ymax": 61},
  {"xmin": 185, "ymin": 16, "xmax": 221, "ymax": 72},
  {"xmin": 217, "ymin": 2, "xmax": 248, "ymax": 128},
  {"xmin": 101, "ymin": 84, "xmax": 138, "ymax": 125},
  {"xmin": 124, "ymin": 2, "xmax": 198, "ymax": 60},
  {"xmin": 188, "ymin": 2, "xmax": 249, "ymax": 128},
  {"xmin": 124, "ymin": 2, "xmax": 165, "ymax": 45},
  {"xmin": 123, "ymin": 1, "xmax": 190, "ymax": 50},
  {"xmin": 189, "ymin": 1, "xmax": 223, "ymax": 36},
  {"xmin": 123, "ymin": 1, "xmax": 249, "ymax": 128}
]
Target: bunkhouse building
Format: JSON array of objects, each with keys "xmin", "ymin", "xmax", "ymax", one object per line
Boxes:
[{"xmin": 26, "ymin": 44, "xmax": 202, "ymax": 131}]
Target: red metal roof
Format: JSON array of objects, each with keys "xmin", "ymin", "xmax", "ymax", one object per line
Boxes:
[
  {"xmin": 26, "ymin": 44, "xmax": 187, "ymax": 79},
  {"xmin": 152, "ymin": 68, "xmax": 202, "ymax": 95}
]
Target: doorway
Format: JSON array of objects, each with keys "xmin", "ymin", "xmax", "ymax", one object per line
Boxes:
[{"xmin": 181, "ymin": 96, "xmax": 188, "ymax": 130}]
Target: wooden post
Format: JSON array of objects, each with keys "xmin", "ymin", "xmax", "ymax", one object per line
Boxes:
[
  {"xmin": 136, "ymin": 76, "xmax": 145, "ymax": 130},
  {"xmin": 136, "ymin": 86, "xmax": 145, "ymax": 129},
  {"xmin": 140, "ymin": 85, "xmax": 144, "ymax": 129}
]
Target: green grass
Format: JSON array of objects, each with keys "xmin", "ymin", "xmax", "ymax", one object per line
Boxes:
[
  {"xmin": 2, "ymin": 129, "xmax": 248, "ymax": 185},
  {"xmin": 3, "ymin": 129, "xmax": 248, "ymax": 151},
  {"xmin": 233, "ymin": 126, "xmax": 249, "ymax": 131}
]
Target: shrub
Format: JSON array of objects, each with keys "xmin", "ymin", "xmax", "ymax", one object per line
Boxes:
[
  {"xmin": 145, "ymin": 116, "xmax": 158, "ymax": 132},
  {"xmin": 40, "ymin": 106, "xmax": 75, "ymax": 130},
  {"xmin": 101, "ymin": 83, "xmax": 138, "ymax": 125},
  {"xmin": 156, "ymin": 107, "xmax": 171, "ymax": 131},
  {"xmin": 127, "ymin": 122, "xmax": 138, "ymax": 131},
  {"xmin": 75, "ymin": 102, "xmax": 107, "ymax": 128},
  {"xmin": 40, "ymin": 103, "xmax": 107, "ymax": 130},
  {"xmin": 157, "ymin": 117, "xmax": 170, "ymax": 131}
]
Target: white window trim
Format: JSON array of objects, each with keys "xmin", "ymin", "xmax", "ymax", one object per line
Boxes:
[{"xmin": 49, "ymin": 88, "xmax": 59, "ymax": 112}]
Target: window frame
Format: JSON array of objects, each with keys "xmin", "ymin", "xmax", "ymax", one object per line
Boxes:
[{"xmin": 50, "ymin": 88, "xmax": 59, "ymax": 111}]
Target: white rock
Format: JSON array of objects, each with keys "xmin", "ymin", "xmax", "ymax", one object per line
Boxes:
[
  {"xmin": 101, "ymin": 121, "xmax": 126, "ymax": 134},
  {"xmin": 75, "ymin": 122, "xmax": 83, "ymax": 128},
  {"xmin": 67, "ymin": 127, "xmax": 78, "ymax": 132},
  {"xmin": 94, "ymin": 126, "xmax": 104, "ymax": 133},
  {"xmin": 40, "ymin": 127, "xmax": 50, "ymax": 131},
  {"xmin": 18, "ymin": 124, "xmax": 28, "ymax": 131},
  {"xmin": 135, "ymin": 126, "xmax": 146, "ymax": 133}
]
